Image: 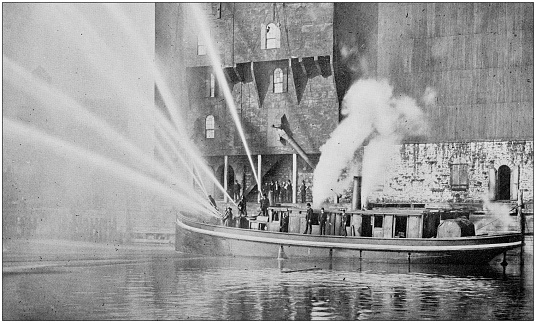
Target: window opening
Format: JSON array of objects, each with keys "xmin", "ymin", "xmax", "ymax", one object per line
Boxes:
[
  {"xmin": 273, "ymin": 68, "xmax": 284, "ymax": 93},
  {"xmin": 374, "ymin": 215, "xmax": 383, "ymax": 228},
  {"xmin": 205, "ymin": 115, "xmax": 215, "ymax": 138},
  {"xmin": 205, "ymin": 72, "xmax": 216, "ymax": 97},
  {"xmin": 210, "ymin": 73, "xmax": 216, "ymax": 97},
  {"xmin": 394, "ymin": 216, "xmax": 407, "ymax": 238},
  {"xmin": 451, "ymin": 163, "xmax": 469, "ymax": 191},
  {"xmin": 197, "ymin": 35, "xmax": 206, "ymax": 55},
  {"xmin": 265, "ymin": 23, "xmax": 280, "ymax": 49},
  {"xmin": 497, "ymin": 165, "xmax": 511, "ymax": 200}
]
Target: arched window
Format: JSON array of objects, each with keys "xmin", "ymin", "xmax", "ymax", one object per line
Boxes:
[
  {"xmin": 273, "ymin": 68, "xmax": 284, "ymax": 93},
  {"xmin": 262, "ymin": 23, "xmax": 280, "ymax": 49},
  {"xmin": 205, "ymin": 115, "xmax": 215, "ymax": 139}
]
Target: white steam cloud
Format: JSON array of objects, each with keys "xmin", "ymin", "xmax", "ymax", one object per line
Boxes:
[
  {"xmin": 474, "ymin": 194, "xmax": 518, "ymax": 233},
  {"xmin": 312, "ymin": 79, "xmax": 429, "ymax": 208}
]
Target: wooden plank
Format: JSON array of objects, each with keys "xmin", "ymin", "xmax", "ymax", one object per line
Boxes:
[
  {"xmin": 489, "ymin": 3, "xmax": 498, "ymax": 35},
  {"xmin": 427, "ymin": 3, "xmax": 435, "ymax": 38},
  {"xmin": 383, "ymin": 215, "xmax": 394, "ymax": 238}
]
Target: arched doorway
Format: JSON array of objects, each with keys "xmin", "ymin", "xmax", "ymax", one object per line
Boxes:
[
  {"xmin": 497, "ymin": 165, "xmax": 511, "ymax": 200},
  {"xmin": 216, "ymin": 164, "xmax": 235, "ymax": 199}
]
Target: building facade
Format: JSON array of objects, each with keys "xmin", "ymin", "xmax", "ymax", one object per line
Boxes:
[{"xmin": 156, "ymin": 3, "xmax": 533, "ymax": 207}]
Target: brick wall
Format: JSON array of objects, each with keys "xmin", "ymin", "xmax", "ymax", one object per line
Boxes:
[{"xmin": 187, "ymin": 59, "xmax": 339, "ymax": 156}]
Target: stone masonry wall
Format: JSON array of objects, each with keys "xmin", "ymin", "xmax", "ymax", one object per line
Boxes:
[{"xmin": 365, "ymin": 140, "xmax": 533, "ymax": 204}]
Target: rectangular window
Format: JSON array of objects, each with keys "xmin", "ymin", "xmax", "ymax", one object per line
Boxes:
[
  {"xmin": 204, "ymin": 71, "xmax": 216, "ymax": 98},
  {"xmin": 210, "ymin": 73, "xmax": 216, "ymax": 97},
  {"xmin": 451, "ymin": 163, "xmax": 469, "ymax": 191},
  {"xmin": 374, "ymin": 215, "xmax": 383, "ymax": 228},
  {"xmin": 205, "ymin": 115, "xmax": 215, "ymax": 139},
  {"xmin": 197, "ymin": 35, "xmax": 206, "ymax": 56},
  {"xmin": 206, "ymin": 129, "xmax": 215, "ymax": 138}
]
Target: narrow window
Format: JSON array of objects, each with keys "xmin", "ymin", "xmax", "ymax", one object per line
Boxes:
[
  {"xmin": 210, "ymin": 73, "xmax": 216, "ymax": 97},
  {"xmin": 273, "ymin": 68, "xmax": 284, "ymax": 93},
  {"xmin": 205, "ymin": 115, "xmax": 215, "ymax": 139},
  {"xmin": 205, "ymin": 72, "xmax": 216, "ymax": 97},
  {"xmin": 197, "ymin": 35, "xmax": 206, "ymax": 56},
  {"xmin": 450, "ymin": 163, "xmax": 469, "ymax": 191},
  {"xmin": 265, "ymin": 23, "xmax": 280, "ymax": 49}
]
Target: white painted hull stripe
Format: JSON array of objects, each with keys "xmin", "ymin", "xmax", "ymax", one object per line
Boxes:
[{"xmin": 176, "ymin": 219, "xmax": 522, "ymax": 253}]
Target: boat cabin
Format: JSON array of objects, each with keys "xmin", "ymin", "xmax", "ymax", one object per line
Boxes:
[{"xmin": 253, "ymin": 206, "xmax": 471, "ymax": 239}]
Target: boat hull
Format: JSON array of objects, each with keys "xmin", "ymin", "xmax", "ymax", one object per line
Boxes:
[{"xmin": 175, "ymin": 215, "xmax": 523, "ymax": 264}]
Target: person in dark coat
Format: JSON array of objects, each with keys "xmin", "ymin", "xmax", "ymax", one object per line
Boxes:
[
  {"xmin": 300, "ymin": 180, "xmax": 307, "ymax": 203},
  {"xmin": 208, "ymin": 195, "xmax": 218, "ymax": 210},
  {"xmin": 303, "ymin": 203, "xmax": 313, "ymax": 234},
  {"xmin": 319, "ymin": 207, "xmax": 328, "ymax": 235},
  {"xmin": 238, "ymin": 195, "xmax": 247, "ymax": 216},
  {"xmin": 234, "ymin": 181, "xmax": 242, "ymax": 202},
  {"xmin": 223, "ymin": 207, "xmax": 233, "ymax": 227},
  {"xmin": 237, "ymin": 196, "xmax": 247, "ymax": 228},
  {"xmin": 280, "ymin": 211, "xmax": 289, "ymax": 233},
  {"xmin": 274, "ymin": 180, "xmax": 280, "ymax": 203},
  {"xmin": 339, "ymin": 209, "xmax": 348, "ymax": 237},
  {"xmin": 287, "ymin": 180, "xmax": 293, "ymax": 203},
  {"xmin": 260, "ymin": 193, "xmax": 270, "ymax": 217},
  {"xmin": 282, "ymin": 180, "xmax": 288, "ymax": 203}
]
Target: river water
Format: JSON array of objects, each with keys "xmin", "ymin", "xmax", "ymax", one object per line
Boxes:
[{"xmin": 3, "ymin": 238, "xmax": 533, "ymax": 320}]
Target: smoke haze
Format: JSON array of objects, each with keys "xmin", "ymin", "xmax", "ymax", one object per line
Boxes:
[{"xmin": 312, "ymin": 79, "xmax": 429, "ymax": 208}]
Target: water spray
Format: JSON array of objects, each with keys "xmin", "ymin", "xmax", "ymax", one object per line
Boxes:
[
  {"xmin": 186, "ymin": 3, "xmax": 261, "ymax": 190},
  {"xmin": 4, "ymin": 118, "xmax": 221, "ymax": 219},
  {"xmin": 104, "ymin": 4, "xmax": 237, "ymax": 206}
]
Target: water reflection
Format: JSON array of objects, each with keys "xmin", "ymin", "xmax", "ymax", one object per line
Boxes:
[{"xmin": 3, "ymin": 245, "xmax": 533, "ymax": 320}]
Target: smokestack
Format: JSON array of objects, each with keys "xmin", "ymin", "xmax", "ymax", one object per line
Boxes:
[{"xmin": 351, "ymin": 176, "xmax": 362, "ymax": 210}]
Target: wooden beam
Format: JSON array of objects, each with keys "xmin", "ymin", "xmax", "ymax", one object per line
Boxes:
[
  {"xmin": 232, "ymin": 64, "xmax": 243, "ymax": 82},
  {"xmin": 250, "ymin": 62, "xmax": 262, "ymax": 107}
]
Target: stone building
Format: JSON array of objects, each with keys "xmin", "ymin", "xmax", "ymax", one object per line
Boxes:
[{"xmin": 156, "ymin": 3, "xmax": 533, "ymax": 208}]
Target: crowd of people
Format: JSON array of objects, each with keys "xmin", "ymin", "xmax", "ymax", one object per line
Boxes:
[{"xmin": 209, "ymin": 177, "xmax": 314, "ymax": 229}]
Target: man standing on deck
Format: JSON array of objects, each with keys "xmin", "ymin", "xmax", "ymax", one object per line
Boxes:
[
  {"xmin": 280, "ymin": 211, "xmax": 289, "ymax": 232},
  {"xmin": 233, "ymin": 181, "xmax": 241, "ymax": 202},
  {"xmin": 303, "ymin": 203, "xmax": 313, "ymax": 234},
  {"xmin": 260, "ymin": 193, "xmax": 270, "ymax": 217},
  {"xmin": 223, "ymin": 207, "xmax": 233, "ymax": 227},
  {"xmin": 300, "ymin": 180, "xmax": 307, "ymax": 203},
  {"xmin": 274, "ymin": 180, "xmax": 280, "ymax": 204},
  {"xmin": 287, "ymin": 179, "xmax": 293, "ymax": 203},
  {"xmin": 339, "ymin": 209, "xmax": 348, "ymax": 237},
  {"xmin": 268, "ymin": 180, "xmax": 275, "ymax": 206},
  {"xmin": 237, "ymin": 195, "xmax": 247, "ymax": 228},
  {"xmin": 319, "ymin": 207, "xmax": 327, "ymax": 235}
]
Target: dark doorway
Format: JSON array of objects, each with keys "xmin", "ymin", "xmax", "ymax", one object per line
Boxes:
[
  {"xmin": 497, "ymin": 165, "xmax": 511, "ymax": 200},
  {"xmin": 361, "ymin": 215, "xmax": 372, "ymax": 237},
  {"xmin": 216, "ymin": 165, "xmax": 235, "ymax": 199},
  {"xmin": 423, "ymin": 212, "xmax": 440, "ymax": 238},
  {"xmin": 394, "ymin": 216, "xmax": 408, "ymax": 238}
]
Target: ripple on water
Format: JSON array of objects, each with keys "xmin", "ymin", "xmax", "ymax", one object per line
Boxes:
[{"xmin": 2, "ymin": 253, "xmax": 533, "ymax": 320}]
